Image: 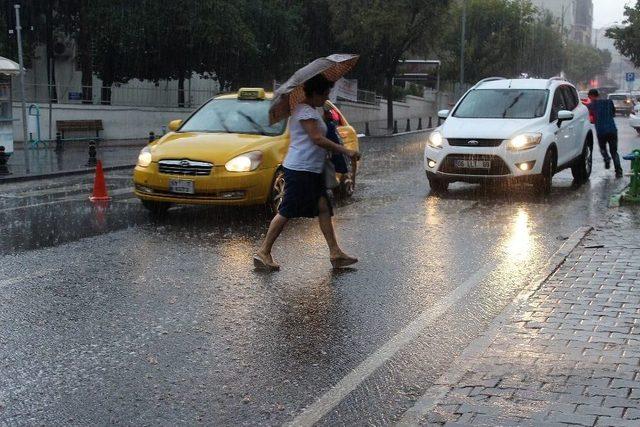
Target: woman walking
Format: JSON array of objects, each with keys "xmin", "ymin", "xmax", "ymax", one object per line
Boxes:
[{"xmin": 253, "ymin": 73, "xmax": 360, "ymax": 271}]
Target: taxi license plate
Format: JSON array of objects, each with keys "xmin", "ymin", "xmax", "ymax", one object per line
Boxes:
[
  {"xmin": 454, "ymin": 159, "xmax": 491, "ymax": 169},
  {"xmin": 169, "ymin": 179, "xmax": 195, "ymax": 194}
]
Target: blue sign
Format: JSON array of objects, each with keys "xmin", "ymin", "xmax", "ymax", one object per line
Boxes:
[
  {"xmin": 68, "ymin": 92, "xmax": 83, "ymax": 100},
  {"xmin": 626, "ymin": 72, "xmax": 635, "ymax": 82}
]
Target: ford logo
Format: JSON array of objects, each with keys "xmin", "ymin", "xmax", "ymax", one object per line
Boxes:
[{"xmin": 467, "ymin": 140, "xmax": 479, "ymax": 145}]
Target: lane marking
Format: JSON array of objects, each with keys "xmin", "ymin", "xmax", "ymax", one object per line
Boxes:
[
  {"xmin": 288, "ymin": 261, "xmax": 498, "ymax": 427},
  {"xmin": 397, "ymin": 226, "xmax": 592, "ymax": 425},
  {"xmin": 0, "ymin": 188, "xmax": 133, "ymax": 213},
  {"xmin": 0, "ymin": 268, "xmax": 62, "ymax": 290}
]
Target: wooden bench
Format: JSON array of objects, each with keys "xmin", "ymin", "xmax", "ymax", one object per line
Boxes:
[{"xmin": 56, "ymin": 120, "xmax": 103, "ymax": 140}]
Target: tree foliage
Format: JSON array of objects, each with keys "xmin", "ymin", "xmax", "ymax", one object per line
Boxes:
[
  {"xmin": 330, "ymin": 0, "xmax": 452, "ymax": 128},
  {"xmin": 436, "ymin": 0, "xmax": 611, "ymax": 88},
  {"xmin": 564, "ymin": 41, "xmax": 612, "ymax": 85},
  {"xmin": 606, "ymin": 2, "xmax": 640, "ymax": 67}
]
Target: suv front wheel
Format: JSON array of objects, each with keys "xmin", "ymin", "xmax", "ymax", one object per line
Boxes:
[
  {"xmin": 571, "ymin": 141, "xmax": 592, "ymax": 184},
  {"xmin": 533, "ymin": 149, "xmax": 555, "ymax": 196},
  {"xmin": 427, "ymin": 172, "xmax": 449, "ymax": 194}
]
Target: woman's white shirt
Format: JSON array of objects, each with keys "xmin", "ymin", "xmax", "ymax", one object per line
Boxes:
[{"xmin": 283, "ymin": 103, "xmax": 327, "ymax": 174}]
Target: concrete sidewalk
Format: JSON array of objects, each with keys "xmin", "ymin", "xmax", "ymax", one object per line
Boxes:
[
  {"xmin": 404, "ymin": 209, "xmax": 640, "ymax": 426},
  {"xmin": 1, "ymin": 139, "xmax": 145, "ymax": 182}
]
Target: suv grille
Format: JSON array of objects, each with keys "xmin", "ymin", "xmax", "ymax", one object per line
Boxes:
[
  {"xmin": 159, "ymin": 159, "xmax": 213, "ymax": 176},
  {"xmin": 439, "ymin": 154, "xmax": 510, "ymax": 176},
  {"xmin": 447, "ymin": 138, "xmax": 504, "ymax": 147}
]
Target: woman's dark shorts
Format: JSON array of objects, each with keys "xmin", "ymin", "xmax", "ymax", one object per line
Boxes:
[{"xmin": 279, "ymin": 167, "xmax": 333, "ymax": 219}]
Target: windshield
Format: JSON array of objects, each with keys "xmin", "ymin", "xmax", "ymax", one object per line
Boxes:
[
  {"xmin": 453, "ymin": 89, "xmax": 549, "ymax": 119},
  {"xmin": 180, "ymin": 99, "xmax": 286, "ymax": 136},
  {"xmin": 609, "ymin": 95, "xmax": 629, "ymax": 101}
]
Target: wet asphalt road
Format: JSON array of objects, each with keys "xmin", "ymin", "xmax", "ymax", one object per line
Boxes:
[{"xmin": 0, "ymin": 118, "xmax": 638, "ymax": 425}]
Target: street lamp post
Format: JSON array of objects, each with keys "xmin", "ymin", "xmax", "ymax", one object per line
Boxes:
[{"xmin": 14, "ymin": 4, "xmax": 29, "ymax": 173}]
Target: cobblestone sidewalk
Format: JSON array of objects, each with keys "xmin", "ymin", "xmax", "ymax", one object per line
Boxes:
[{"xmin": 414, "ymin": 210, "xmax": 640, "ymax": 426}]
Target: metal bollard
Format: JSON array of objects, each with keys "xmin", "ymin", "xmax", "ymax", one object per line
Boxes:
[
  {"xmin": 55, "ymin": 132, "xmax": 63, "ymax": 152},
  {"xmin": 622, "ymin": 149, "xmax": 640, "ymax": 203},
  {"xmin": 365, "ymin": 122, "xmax": 370, "ymax": 136},
  {"xmin": 148, "ymin": 131, "xmax": 155, "ymax": 143},
  {"xmin": 428, "ymin": 117, "xmax": 433, "ymax": 128},
  {"xmin": 86, "ymin": 140, "xmax": 97, "ymax": 167},
  {"xmin": 393, "ymin": 120, "xmax": 398, "ymax": 134},
  {"xmin": 405, "ymin": 118, "xmax": 411, "ymax": 132},
  {"xmin": 0, "ymin": 146, "xmax": 10, "ymax": 175},
  {"xmin": 417, "ymin": 118, "xmax": 423, "ymax": 131}
]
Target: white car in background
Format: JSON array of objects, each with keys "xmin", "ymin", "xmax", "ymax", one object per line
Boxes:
[
  {"xmin": 424, "ymin": 77, "xmax": 594, "ymax": 195},
  {"xmin": 630, "ymin": 111, "xmax": 640, "ymax": 135}
]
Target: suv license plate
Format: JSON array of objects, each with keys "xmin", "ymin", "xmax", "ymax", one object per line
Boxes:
[
  {"xmin": 169, "ymin": 179, "xmax": 195, "ymax": 194},
  {"xmin": 454, "ymin": 159, "xmax": 491, "ymax": 169}
]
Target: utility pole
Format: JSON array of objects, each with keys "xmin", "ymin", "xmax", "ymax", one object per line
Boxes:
[
  {"xmin": 460, "ymin": 0, "xmax": 467, "ymax": 96},
  {"xmin": 14, "ymin": 4, "xmax": 29, "ymax": 173}
]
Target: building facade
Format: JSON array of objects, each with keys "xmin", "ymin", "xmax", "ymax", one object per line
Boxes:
[{"xmin": 528, "ymin": 0, "xmax": 593, "ymax": 45}]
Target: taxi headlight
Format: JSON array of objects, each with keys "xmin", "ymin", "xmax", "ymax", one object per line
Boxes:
[
  {"xmin": 507, "ymin": 133, "xmax": 542, "ymax": 151},
  {"xmin": 137, "ymin": 146, "xmax": 152, "ymax": 167},
  {"xmin": 225, "ymin": 151, "xmax": 263, "ymax": 172},
  {"xmin": 428, "ymin": 131, "xmax": 445, "ymax": 149}
]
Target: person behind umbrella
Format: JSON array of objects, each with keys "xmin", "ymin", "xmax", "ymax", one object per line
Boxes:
[
  {"xmin": 588, "ymin": 89, "xmax": 623, "ymax": 178},
  {"xmin": 254, "ymin": 74, "xmax": 361, "ymax": 270},
  {"xmin": 323, "ymin": 106, "xmax": 349, "ymax": 175}
]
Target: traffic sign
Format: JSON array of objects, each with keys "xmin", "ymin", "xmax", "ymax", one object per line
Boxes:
[{"xmin": 626, "ymin": 72, "xmax": 635, "ymax": 82}]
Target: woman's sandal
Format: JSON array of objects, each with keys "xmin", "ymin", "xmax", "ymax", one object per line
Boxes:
[
  {"xmin": 253, "ymin": 253, "xmax": 280, "ymax": 271},
  {"xmin": 330, "ymin": 255, "xmax": 358, "ymax": 269}
]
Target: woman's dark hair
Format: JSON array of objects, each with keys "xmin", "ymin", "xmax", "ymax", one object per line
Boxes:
[
  {"xmin": 303, "ymin": 74, "xmax": 334, "ymax": 97},
  {"xmin": 588, "ymin": 89, "xmax": 599, "ymax": 98}
]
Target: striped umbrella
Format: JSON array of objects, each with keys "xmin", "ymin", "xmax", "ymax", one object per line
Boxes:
[{"xmin": 269, "ymin": 54, "xmax": 359, "ymax": 125}]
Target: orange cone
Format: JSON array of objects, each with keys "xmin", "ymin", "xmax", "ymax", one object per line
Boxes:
[{"xmin": 90, "ymin": 160, "xmax": 112, "ymax": 202}]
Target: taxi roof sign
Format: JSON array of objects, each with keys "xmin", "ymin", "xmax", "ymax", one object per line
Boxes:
[{"xmin": 238, "ymin": 88, "xmax": 266, "ymax": 100}]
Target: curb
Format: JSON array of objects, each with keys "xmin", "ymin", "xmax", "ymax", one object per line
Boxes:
[
  {"xmin": 363, "ymin": 128, "xmax": 433, "ymax": 139},
  {"xmin": 0, "ymin": 164, "xmax": 135, "ymax": 184},
  {"xmin": 398, "ymin": 225, "xmax": 593, "ymax": 425}
]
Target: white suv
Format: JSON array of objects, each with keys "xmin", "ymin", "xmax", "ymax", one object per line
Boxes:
[{"xmin": 424, "ymin": 77, "xmax": 593, "ymax": 195}]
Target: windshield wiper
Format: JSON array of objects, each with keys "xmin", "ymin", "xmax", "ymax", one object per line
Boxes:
[
  {"xmin": 238, "ymin": 111, "xmax": 267, "ymax": 135},
  {"xmin": 502, "ymin": 93, "xmax": 524, "ymax": 118},
  {"xmin": 213, "ymin": 110, "xmax": 232, "ymax": 133}
]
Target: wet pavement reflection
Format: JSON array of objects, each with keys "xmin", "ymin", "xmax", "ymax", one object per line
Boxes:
[{"xmin": 0, "ymin": 118, "xmax": 639, "ymax": 425}]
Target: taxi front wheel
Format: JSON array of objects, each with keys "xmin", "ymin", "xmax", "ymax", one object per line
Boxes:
[
  {"xmin": 141, "ymin": 200, "xmax": 171, "ymax": 215},
  {"xmin": 267, "ymin": 169, "xmax": 285, "ymax": 215}
]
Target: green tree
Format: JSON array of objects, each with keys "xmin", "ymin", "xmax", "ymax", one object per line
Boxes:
[
  {"xmin": 564, "ymin": 41, "xmax": 612, "ymax": 85},
  {"xmin": 330, "ymin": 0, "xmax": 451, "ymax": 130},
  {"xmin": 439, "ymin": 0, "xmax": 564, "ymax": 84},
  {"xmin": 0, "ymin": 2, "xmax": 40, "ymax": 73},
  {"xmin": 88, "ymin": 0, "xmax": 144, "ymax": 104},
  {"xmin": 606, "ymin": 2, "xmax": 640, "ymax": 67}
]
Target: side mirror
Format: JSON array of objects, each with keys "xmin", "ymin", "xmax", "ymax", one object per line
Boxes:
[
  {"xmin": 168, "ymin": 119, "xmax": 183, "ymax": 132},
  {"xmin": 557, "ymin": 110, "xmax": 574, "ymax": 127},
  {"xmin": 438, "ymin": 110, "xmax": 450, "ymax": 119}
]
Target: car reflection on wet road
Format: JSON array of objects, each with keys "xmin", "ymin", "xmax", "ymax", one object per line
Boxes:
[{"xmin": 0, "ymin": 118, "xmax": 637, "ymax": 425}]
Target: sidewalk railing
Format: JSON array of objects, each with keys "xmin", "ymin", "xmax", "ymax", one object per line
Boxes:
[{"xmin": 11, "ymin": 83, "xmax": 219, "ymax": 109}]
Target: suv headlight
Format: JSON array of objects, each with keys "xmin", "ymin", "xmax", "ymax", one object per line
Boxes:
[
  {"xmin": 507, "ymin": 133, "xmax": 542, "ymax": 151},
  {"xmin": 428, "ymin": 131, "xmax": 445, "ymax": 149},
  {"xmin": 225, "ymin": 151, "xmax": 263, "ymax": 172},
  {"xmin": 137, "ymin": 146, "xmax": 152, "ymax": 167}
]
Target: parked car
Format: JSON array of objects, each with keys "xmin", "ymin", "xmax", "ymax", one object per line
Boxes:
[
  {"xmin": 629, "ymin": 114, "xmax": 640, "ymax": 135},
  {"xmin": 424, "ymin": 77, "xmax": 593, "ymax": 195},
  {"xmin": 133, "ymin": 88, "xmax": 360, "ymax": 214},
  {"xmin": 578, "ymin": 91, "xmax": 590, "ymax": 104},
  {"xmin": 608, "ymin": 93, "xmax": 634, "ymax": 116}
]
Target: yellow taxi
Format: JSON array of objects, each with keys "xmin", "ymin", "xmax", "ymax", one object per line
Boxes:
[{"xmin": 133, "ymin": 88, "xmax": 360, "ymax": 214}]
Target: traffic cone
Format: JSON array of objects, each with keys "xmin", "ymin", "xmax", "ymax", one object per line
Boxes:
[{"xmin": 90, "ymin": 160, "xmax": 112, "ymax": 202}]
